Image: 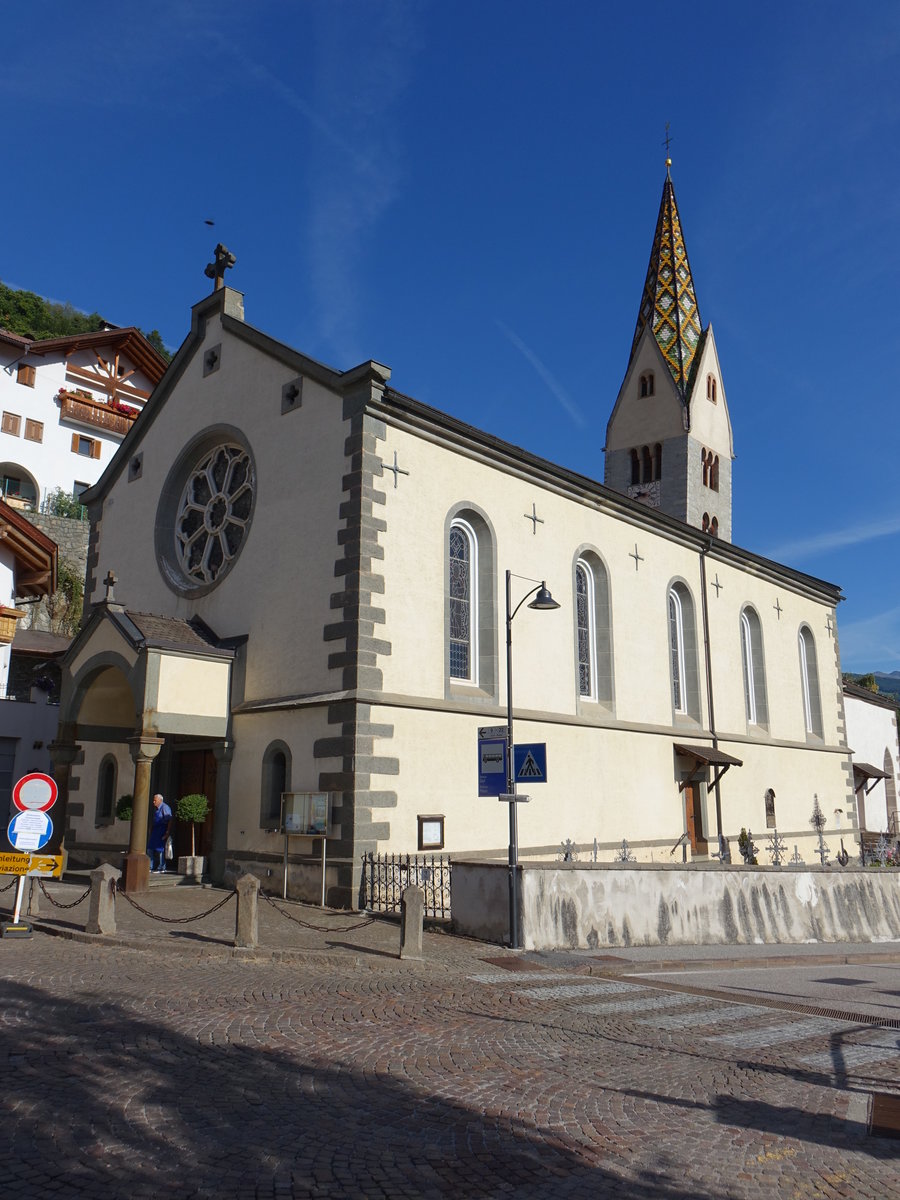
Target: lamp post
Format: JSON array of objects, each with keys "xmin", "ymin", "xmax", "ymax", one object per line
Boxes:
[{"xmin": 504, "ymin": 570, "xmax": 559, "ymax": 949}]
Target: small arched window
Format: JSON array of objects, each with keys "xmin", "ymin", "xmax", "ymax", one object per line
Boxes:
[
  {"xmin": 449, "ymin": 519, "xmax": 477, "ymax": 680},
  {"xmin": 710, "ymin": 516, "xmax": 719, "ymax": 538},
  {"xmin": 702, "ymin": 512, "xmax": 710, "ymax": 533},
  {"xmin": 740, "ymin": 607, "xmax": 768, "ymax": 728},
  {"xmin": 639, "ymin": 371, "xmax": 655, "ymax": 398},
  {"xmin": 707, "ymin": 374, "xmax": 717, "ymax": 403},
  {"xmin": 652, "ymin": 443, "xmax": 662, "ymax": 481},
  {"xmin": 798, "ymin": 626, "xmax": 823, "ymax": 737},
  {"xmin": 260, "ymin": 742, "xmax": 290, "ymax": 828},
  {"xmin": 641, "ymin": 445, "xmax": 653, "ymax": 483},
  {"xmin": 710, "ymin": 455, "xmax": 719, "ymax": 492},
  {"xmin": 630, "ymin": 449, "xmax": 640, "ymax": 486},
  {"xmin": 701, "ymin": 448, "xmax": 709, "ymax": 488},
  {"xmin": 96, "ymin": 755, "xmax": 117, "ymax": 824}
]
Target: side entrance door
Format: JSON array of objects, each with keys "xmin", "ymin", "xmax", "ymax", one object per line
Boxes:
[
  {"xmin": 174, "ymin": 749, "xmax": 217, "ymax": 859},
  {"xmin": 683, "ymin": 781, "xmax": 709, "ymax": 857}
]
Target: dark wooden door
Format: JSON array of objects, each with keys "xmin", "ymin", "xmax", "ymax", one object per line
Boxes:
[
  {"xmin": 684, "ymin": 782, "xmax": 708, "ymax": 856},
  {"xmin": 174, "ymin": 749, "xmax": 217, "ymax": 859}
]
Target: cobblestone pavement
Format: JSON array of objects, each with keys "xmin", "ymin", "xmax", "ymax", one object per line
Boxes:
[{"xmin": 0, "ymin": 882, "xmax": 897, "ymax": 1199}]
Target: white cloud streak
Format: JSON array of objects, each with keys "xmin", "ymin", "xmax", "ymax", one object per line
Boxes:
[
  {"xmin": 495, "ymin": 321, "xmax": 587, "ymax": 429},
  {"xmin": 764, "ymin": 514, "xmax": 900, "ymax": 564}
]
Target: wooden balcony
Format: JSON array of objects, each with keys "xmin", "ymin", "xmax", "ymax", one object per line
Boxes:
[{"xmin": 58, "ymin": 390, "xmax": 139, "ymax": 437}]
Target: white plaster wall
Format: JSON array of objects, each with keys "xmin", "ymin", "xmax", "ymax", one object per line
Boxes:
[
  {"xmin": 844, "ymin": 690, "xmax": 900, "ymax": 833},
  {"xmin": 154, "ymin": 655, "xmax": 230, "ymax": 719},
  {"xmin": 90, "ymin": 314, "xmax": 347, "ymax": 703}
]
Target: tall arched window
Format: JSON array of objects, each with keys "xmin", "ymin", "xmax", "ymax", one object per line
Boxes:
[
  {"xmin": 798, "ymin": 626, "xmax": 823, "ymax": 737},
  {"xmin": 630, "ymin": 449, "xmax": 640, "ymax": 486},
  {"xmin": 96, "ymin": 755, "xmax": 117, "ymax": 824},
  {"xmin": 884, "ymin": 748, "xmax": 897, "ymax": 832},
  {"xmin": 740, "ymin": 607, "xmax": 768, "ymax": 728},
  {"xmin": 574, "ymin": 553, "xmax": 613, "ymax": 707},
  {"xmin": 449, "ymin": 519, "xmax": 477, "ymax": 680},
  {"xmin": 260, "ymin": 742, "xmax": 291, "ymax": 828},
  {"xmin": 641, "ymin": 445, "xmax": 653, "ymax": 483},
  {"xmin": 668, "ymin": 583, "xmax": 700, "ymax": 719},
  {"xmin": 446, "ymin": 508, "xmax": 497, "ymax": 695},
  {"xmin": 652, "ymin": 443, "xmax": 662, "ymax": 481}
]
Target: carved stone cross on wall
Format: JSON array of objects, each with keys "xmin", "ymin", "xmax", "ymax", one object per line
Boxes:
[
  {"xmin": 629, "ymin": 544, "xmax": 644, "ymax": 571},
  {"xmin": 104, "ymin": 570, "xmax": 117, "ymax": 602},
  {"xmin": 524, "ymin": 503, "xmax": 544, "ymax": 535},
  {"xmin": 204, "ymin": 244, "xmax": 236, "ymax": 291},
  {"xmin": 384, "ymin": 451, "xmax": 409, "ymax": 489}
]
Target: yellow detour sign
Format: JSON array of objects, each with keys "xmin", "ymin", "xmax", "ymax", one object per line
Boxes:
[{"xmin": 0, "ymin": 852, "xmax": 64, "ymax": 878}]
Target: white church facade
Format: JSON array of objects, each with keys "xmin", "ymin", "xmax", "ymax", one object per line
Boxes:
[{"xmin": 53, "ymin": 181, "xmax": 855, "ymax": 904}]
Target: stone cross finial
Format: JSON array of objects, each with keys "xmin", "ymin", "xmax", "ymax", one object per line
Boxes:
[
  {"xmin": 103, "ymin": 570, "xmax": 117, "ymax": 602},
  {"xmin": 204, "ymin": 243, "xmax": 236, "ymax": 291}
]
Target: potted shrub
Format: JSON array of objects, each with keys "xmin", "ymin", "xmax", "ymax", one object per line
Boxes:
[
  {"xmin": 115, "ymin": 794, "xmax": 133, "ymax": 821},
  {"xmin": 176, "ymin": 793, "xmax": 209, "ymax": 883}
]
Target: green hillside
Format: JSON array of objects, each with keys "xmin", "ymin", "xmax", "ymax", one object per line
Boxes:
[{"xmin": 0, "ymin": 280, "xmax": 170, "ymax": 360}]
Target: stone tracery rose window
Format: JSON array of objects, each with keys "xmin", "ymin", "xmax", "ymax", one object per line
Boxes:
[{"xmin": 175, "ymin": 444, "xmax": 254, "ymax": 585}]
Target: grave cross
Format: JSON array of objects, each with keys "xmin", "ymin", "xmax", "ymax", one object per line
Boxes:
[
  {"xmin": 104, "ymin": 570, "xmax": 117, "ymax": 602},
  {"xmin": 204, "ymin": 243, "xmax": 236, "ymax": 291},
  {"xmin": 384, "ymin": 451, "xmax": 409, "ymax": 489},
  {"xmin": 523, "ymin": 503, "xmax": 544, "ymax": 535},
  {"xmin": 629, "ymin": 544, "xmax": 644, "ymax": 571}
]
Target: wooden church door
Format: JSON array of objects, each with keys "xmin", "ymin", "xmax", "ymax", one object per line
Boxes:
[
  {"xmin": 683, "ymin": 782, "xmax": 708, "ymax": 857},
  {"xmin": 174, "ymin": 749, "xmax": 217, "ymax": 859}
]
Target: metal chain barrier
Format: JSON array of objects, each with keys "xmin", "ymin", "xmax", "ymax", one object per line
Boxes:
[
  {"xmin": 38, "ymin": 880, "xmax": 92, "ymax": 909},
  {"xmin": 0, "ymin": 878, "xmax": 17, "ymax": 894},
  {"xmin": 260, "ymin": 889, "xmax": 373, "ymax": 933},
  {"xmin": 116, "ymin": 886, "xmax": 236, "ymax": 924}
]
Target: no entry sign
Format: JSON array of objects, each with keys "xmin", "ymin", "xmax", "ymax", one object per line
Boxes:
[{"xmin": 12, "ymin": 773, "xmax": 58, "ymax": 813}]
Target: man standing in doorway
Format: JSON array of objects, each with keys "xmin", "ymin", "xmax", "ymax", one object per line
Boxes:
[{"xmin": 148, "ymin": 793, "xmax": 173, "ymax": 874}]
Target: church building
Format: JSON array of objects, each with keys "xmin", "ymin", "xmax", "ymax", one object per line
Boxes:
[{"xmin": 54, "ymin": 168, "xmax": 854, "ymax": 904}]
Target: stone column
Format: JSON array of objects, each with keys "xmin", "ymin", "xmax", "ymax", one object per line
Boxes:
[
  {"xmin": 85, "ymin": 863, "xmax": 121, "ymax": 935},
  {"xmin": 400, "ymin": 885, "xmax": 424, "ymax": 960},
  {"xmin": 210, "ymin": 739, "xmax": 234, "ymax": 885},
  {"xmin": 234, "ymin": 872, "xmax": 259, "ymax": 948},
  {"xmin": 122, "ymin": 733, "xmax": 164, "ymax": 894}
]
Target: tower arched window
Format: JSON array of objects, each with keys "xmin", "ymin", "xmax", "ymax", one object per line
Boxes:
[
  {"xmin": 639, "ymin": 371, "xmax": 655, "ymax": 398},
  {"xmin": 707, "ymin": 374, "xmax": 717, "ymax": 403},
  {"xmin": 630, "ymin": 449, "xmax": 640, "ymax": 486},
  {"xmin": 710, "ymin": 516, "xmax": 718, "ymax": 537},
  {"xmin": 798, "ymin": 626, "xmax": 823, "ymax": 738},
  {"xmin": 702, "ymin": 512, "xmax": 710, "ymax": 533},
  {"xmin": 701, "ymin": 448, "xmax": 709, "ymax": 487},
  {"xmin": 710, "ymin": 455, "xmax": 719, "ymax": 492},
  {"xmin": 740, "ymin": 607, "xmax": 768, "ymax": 728},
  {"xmin": 449, "ymin": 519, "xmax": 477, "ymax": 681},
  {"xmin": 652, "ymin": 443, "xmax": 662, "ymax": 481},
  {"xmin": 641, "ymin": 445, "xmax": 653, "ymax": 483}
]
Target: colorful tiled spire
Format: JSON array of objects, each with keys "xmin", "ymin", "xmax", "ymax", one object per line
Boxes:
[{"xmin": 629, "ymin": 166, "xmax": 703, "ymax": 401}]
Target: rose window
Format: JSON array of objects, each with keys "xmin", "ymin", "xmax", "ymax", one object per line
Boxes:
[{"xmin": 175, "ymin": 445, "xmax": 254, "ymax": 585}]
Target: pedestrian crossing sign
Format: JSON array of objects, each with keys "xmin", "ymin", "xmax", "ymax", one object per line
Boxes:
[{"xmin": 514, "ymin": 743, "xmax": 547, "ymax": 783}]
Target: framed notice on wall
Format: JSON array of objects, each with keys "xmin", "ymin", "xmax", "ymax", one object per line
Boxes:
[{"xmin": 282, "ymin": 792, "xmax": 332, "ymax": 837}]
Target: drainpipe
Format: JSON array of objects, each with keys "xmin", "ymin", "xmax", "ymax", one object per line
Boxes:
[{"xmin": 698, "ymin": 542, "xmax": 724, "ymax": 850}]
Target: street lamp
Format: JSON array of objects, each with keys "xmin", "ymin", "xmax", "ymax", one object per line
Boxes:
[{"xmin": 503, "ymin": 570, "xmax": 560, "ymax": 949}]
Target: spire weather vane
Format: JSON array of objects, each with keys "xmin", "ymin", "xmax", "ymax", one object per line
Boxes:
[{"xmin": 663, "ymin": 123, "xmax": 673, "ymax": 171}]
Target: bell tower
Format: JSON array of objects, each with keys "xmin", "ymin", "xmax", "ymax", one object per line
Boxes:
[{"xmin": 604, "ymin": 160, "xmax": 734, "ymax": 541}]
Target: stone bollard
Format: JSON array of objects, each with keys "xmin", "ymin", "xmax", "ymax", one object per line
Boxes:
[
  {"xmin": 399, "ymin": 885, "xmax": 425, "ymax": 960},
  {"xmin": 85, "ymin": 863, "xmax": 121, "ymax": 935},
  {"xmin": 234, "ymin": 873, "xmax": 260, "ymax": 949},
  {"xmin": 25, "ymin": 879, "xmax": 40, "ymax": 917}
]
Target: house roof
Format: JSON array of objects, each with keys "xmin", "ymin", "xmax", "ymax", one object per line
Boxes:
[
  {"xmin": 842, "ymin": 681, "xmax": 898, "ymax": 709},
  {"xmin": 122, "ymin": 610, "xmax": 232, "ymax": 655},
  {"xmin": 18, "ymin": 327, "xmax": 167, "ymax": 383},
  {"xmin": 0, "ymin": 500, "xmax": 58, "ymax": 597},
  {"xmin": 628, "ymin": 169, "xmax": 703, "ymax": 404},
  {"xmin": 0, "ymin": 327, "xmax": 33, "ymax": 351}
]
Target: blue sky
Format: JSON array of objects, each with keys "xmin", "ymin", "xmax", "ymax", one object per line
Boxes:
[{"xmin": 4, "ymin": 2, "xmax": 900, "ymax": 671}]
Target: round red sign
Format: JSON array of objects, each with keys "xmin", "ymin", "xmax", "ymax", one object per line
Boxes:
[{"xmin": 12, "ymin": 772, "xmax": 58, "ymax": 813}]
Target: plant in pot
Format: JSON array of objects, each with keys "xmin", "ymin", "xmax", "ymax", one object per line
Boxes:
[
  {"xmin": 115, "ymin": 794, "xmax": 133, "ymax": 821},
  {"xmin": 175, "ymin": 793, "xmax": 209, "ymax": 883}
]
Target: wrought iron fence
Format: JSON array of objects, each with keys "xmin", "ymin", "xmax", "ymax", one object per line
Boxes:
[{"xmin": 361, "ymin": 851, "xmax": 451, "ymax": 920}]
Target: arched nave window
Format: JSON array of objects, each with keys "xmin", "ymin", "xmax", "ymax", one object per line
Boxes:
[
  {"xmin": 798, "ymin": 625, "xmax": 824, "ymax": 738},
  {"xmin": 740, "ymin": 607, "xmax": 768, "ymax": 728},
  {"xmin": 884, "ymin": 748, "xmax": 898, "ymax": 830},
  {"xmin": 446, "ymin": 510, "xmax": 497, "ymax": 694},
  {"xmin": 449, "ymin": 519, "xmax": 477, "ymax": 681},
  {"xmin": 574, "ymin": 554, "xmax": 613, "ymax": 706},
  {"xmin": 667, "ymin": 583, "xmax": 700, "ymax": 719}
]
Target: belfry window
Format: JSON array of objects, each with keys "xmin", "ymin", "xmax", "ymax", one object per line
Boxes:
[
  {"xmin": 707, "ymin": 374, "xmax": 717, "ymax": 403},
  {"xmin": 449, "ymin": 519, "xmax": 477, "ymax": 681},
  {"xmin": 630, "ymin": 449, "xmax": 640, "ymax": 486},
  {"xmin": 639, "ymin": 371, "xmax": 655, "ymax": 398}
]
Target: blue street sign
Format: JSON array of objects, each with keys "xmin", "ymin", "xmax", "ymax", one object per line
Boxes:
[
  {"xmin": 7, "ymin": 810, "xmax": 53, "ymax": 852},
  {"xmin": 478, "ymin": 735, "xmax": 508, "ymax": 797},
  {"xmin": 513, "ymin": 743, "xmax": 547, "ymax": 784}
]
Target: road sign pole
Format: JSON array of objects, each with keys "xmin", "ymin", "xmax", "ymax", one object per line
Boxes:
[{"xmin": 12, "ymin": 877, "xmax": 24, "ymax": 924}]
